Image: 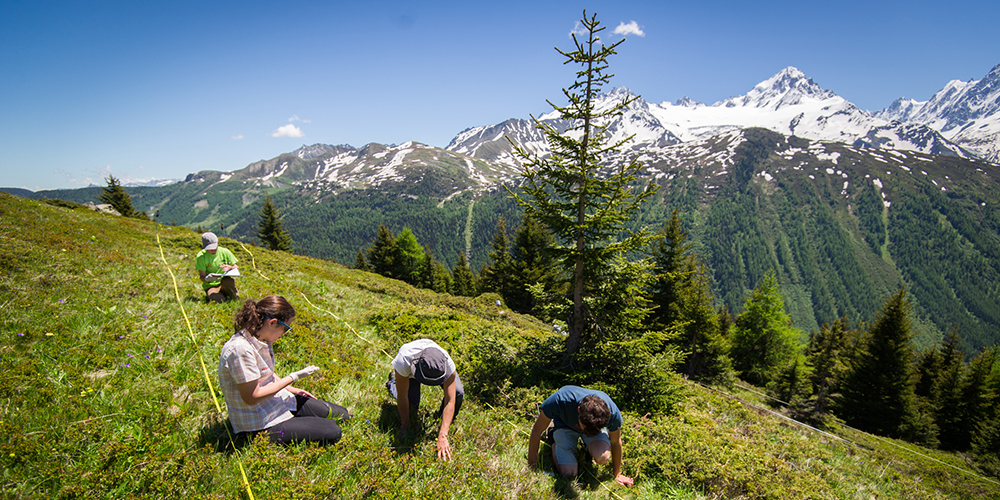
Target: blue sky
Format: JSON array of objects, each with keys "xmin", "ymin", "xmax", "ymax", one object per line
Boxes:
[{"xmin": 2, "ymin": 0, "xmax": 998, "ymax": 191}]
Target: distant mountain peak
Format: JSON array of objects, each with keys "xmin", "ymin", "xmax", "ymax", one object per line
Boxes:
[
  {"xmin": 606, "ymin": 86, "xmax": 637, "ymax": 97},
  {"xmin": 674, "ymin": 96, "xmax": 705, "ymax": 108},
  {"xmin": 294, "ymin": 143, "xmax": 354, "ymax": 160},
  {"xmin": 731, "ymin": 66, "xmax": 836, "ymax": 109},
  {"xmin": 875, "ymin": 62, "xmax": 1000, "ymax": 163}
]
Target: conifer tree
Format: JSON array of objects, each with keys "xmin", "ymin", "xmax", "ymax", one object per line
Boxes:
[
  {"xmin": 769, "ymin": 354, "xmax": 813, "ymax": 410},
  {"xmin": 256, "ymin": 194, "xmax": 292, "ymax": 252},
  {"xmin": 805, "ymin": 317, "xmax": 852, "ymax": 424},
  {"xmin": 934, "ymin": 329, "xmax": 968, "ymax": 449},
  {"xmin": 510, "ymin": 215, "xmax": 560, "ymax": 317},
  {"xmin": 951, "ymin": 345, "xmax": 995, "ymax": 452},
  {"xmin": 418, "ymin": 246, "xmax": 436, "ymax": 290},
  {"xmin": 368, "ymin": 225, "xmax": 397, "ymax": 278},
  {"xmin": 970, "ymin": 347, "xmax": 999, "ymax": 466},
  {"xmin": 417, "ymin": 245, "xmax": 450, "ymax": 293},
  {"xmin": 649, "ymin": 209, "xmax": 692, "ymax": 328},
  {"xmin": 478, "ymin": 218, "xmax": 518, "ymax": 302},
  {"xmin": 913, "ymin": 346, "xmax": 943, "ymax": 403},
  {"xmin": 730, "ymin": 270, "xmax": 800, "ymax": 386},
  {"xmin": 838, "ymin": 287, "xmax": 921, "ymax": 439},
  {"xmin": 673, "ymin": 255, "xmax": 734, "ymax": 383},
  {"xmin": 99, "ymin": 175, "xmax": 137, "ymax": 218},
  {"xmin": 354, "ymin": 249, "xmax": 372, "ymax": 272},
  {"xmin": 394, "ymin": 228, "xmax": 425, "ymax": 285},
  {"xmin": 507, "ymin": 10, "xmax": 657, "ymax": 355},
  {"xmin": 451, "ymin": 253, "xmax": 477, "ymax": 297}
]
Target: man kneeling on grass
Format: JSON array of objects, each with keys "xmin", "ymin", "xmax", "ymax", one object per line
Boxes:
[
  {"xmin": 386, "ymin": 338, "xmax": 464, "ymax": 461},
  {"xmin": 528, "ymin": 385, "xmax": 634, "ymax": 487}
]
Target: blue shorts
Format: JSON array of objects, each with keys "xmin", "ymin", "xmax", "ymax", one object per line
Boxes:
[{"xmin": 551, "ymin": 427, "xmax": 610, "ymax": 467}]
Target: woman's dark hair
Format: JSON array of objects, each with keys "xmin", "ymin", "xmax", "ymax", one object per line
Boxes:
[
  {"xmin": 233, "ymin": 295, "xmax": 296, "ymax": 338},
  {"xmin": 578, "ymin": 395, "xmax": 611, "ymax": 437}
]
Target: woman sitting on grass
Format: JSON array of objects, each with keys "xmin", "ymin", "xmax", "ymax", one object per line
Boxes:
[{"xmin": 218, "ymin": 295, "xmax": 350, "ymax": 445}]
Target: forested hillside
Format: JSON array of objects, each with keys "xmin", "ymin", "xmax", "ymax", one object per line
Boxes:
[
  {"xmin": 9, "ymin": 128, "xmax": 1000, "ymax": 353},
  {"xmin": 2, "ymin": 192, "xmax": 998, "ymax": 499}
]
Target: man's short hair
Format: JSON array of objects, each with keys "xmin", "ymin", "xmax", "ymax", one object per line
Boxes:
[{"xmin": 578, "ymin": 395, "xmax": 611, "ymax": 436}]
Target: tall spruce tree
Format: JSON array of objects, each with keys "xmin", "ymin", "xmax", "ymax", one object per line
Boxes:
[
  {"xmin": 934, "ymin": 330, "xmax": 967, "ymax": 449},
  {"xmin": 969, "ymin": 347, "xmax": 999, "ymax": 466},
  {"xmin": 805, "ymin": 317, "xmax": 853, "ymax": 424},
  {"xmin": 478, "ymin": 218, "xmax": 519, "ymax": 302},
  {"xmin": 838, "ymin": 287, "xmax": 921, "ymax": 439},
  {"xmin": 730, "ymin": 270, "xmax": 800, "ymax": 386},
  {"xmin": 354, "ymin": 249, "xmax": 372, "ymax": 272},
  {"xmin": 418, "ymin": 245, "xmax": 451, "ymax": 293},
  {"xmin": 394, "ymin": 228, "xmax": 425, "ymax": 286},
  {"xmin": 672, "ymin": 255, "xmax": 733, "ymax": 383},
  {"xmin": 256, "ymin": 195, "xmax": 292, "ymax": 252},
  {"xmin": 451, "ymin": 253, "xmax": 477, "ymax": 297},
  {"xmin": 650, "ymin": 209, "xmax": 692, "ymax": 328},
  {"xmin": 510, "ymin": 215, "xmax": 560, "ymax": 317},
  {"xmin": 367, "ymin": 225, "xmax": 397, "ymax": 278},
  {"xmin": 99, "ymin": 175, "xmax": 137, "ymax": 218},
  {"xmin": 507, "ymin": 10, "xmax": 657, "ymax": 355}
]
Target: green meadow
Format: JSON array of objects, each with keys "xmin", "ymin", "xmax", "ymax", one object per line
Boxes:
[{"xmin": 1, "ymin": 192, "xmax": 997, "ymax": 499}]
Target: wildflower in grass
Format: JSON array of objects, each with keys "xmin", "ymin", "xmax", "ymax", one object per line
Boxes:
[
  {"xmin": 58, "ymin": 299, "xmax": 65, "ymax": 304},
  {"xmin": 17, "ymin": 333, "xmax": 24, "ymax": 337}
]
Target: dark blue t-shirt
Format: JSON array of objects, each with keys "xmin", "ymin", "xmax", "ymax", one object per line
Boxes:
[{"xmin": 540, "ymin": 385, "xmax": 622, "ymax": 432}]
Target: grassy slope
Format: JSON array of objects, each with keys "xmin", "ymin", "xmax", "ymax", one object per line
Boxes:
[{"xmin": 1, "ymin": 192, "xmax": 997, "ymax": 499}]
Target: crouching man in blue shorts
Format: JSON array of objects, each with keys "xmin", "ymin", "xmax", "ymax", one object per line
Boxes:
[{"xmin": 527, "ymin": 385, "xmax": 634, "ymax": 487}]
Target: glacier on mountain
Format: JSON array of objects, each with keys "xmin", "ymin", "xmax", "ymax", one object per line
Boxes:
[{"xmin": 447, "ymin": 65, "xmax": 993, "ymax": 167}]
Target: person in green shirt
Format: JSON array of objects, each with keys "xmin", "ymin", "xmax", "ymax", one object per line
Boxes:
[{"xmin": 196, "ymin": 232, "xmax": 239, "ymax": 303}]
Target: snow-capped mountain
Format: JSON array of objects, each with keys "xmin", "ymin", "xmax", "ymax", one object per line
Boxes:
[
  {"xmin": 448, "ymin": 66, "xmax": 976, "ymax": 165},
  {"xmin": 447, "ymin": 87, "xmax": 682, "ymax": 169},
  {"xmin": 175, "ymin": 64, "xmax": 998, "ymax": 197},
  {"xmin": 876, "ymin": 63, "xmax": 1000, "ymax": 163},
  {"xmin": 183, "ymin": 141, "xmax": 521, "ymax": 198}
]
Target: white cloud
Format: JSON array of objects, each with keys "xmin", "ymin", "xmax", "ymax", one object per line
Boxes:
[
  {"xmin": 231, "ymin": 134, "xmax": 244, "ymax": 140},
  {"xmin": 271, "ymin": 124, "xmax": 304, "ymax": 138},
  {"xmin": 569, "ymin": 21, "xmax": 588, "ymax": 38},
  {"xmin": 614, "ymin": 21, "xmax": 645, "ymax": 37},
  {"xmin": 288, "ymin": 115, "xmax": 311, "ymax": 123}
]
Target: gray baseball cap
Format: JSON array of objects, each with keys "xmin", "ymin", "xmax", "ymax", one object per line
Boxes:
[
  {"xmin": 413, "ymin": 348, "xmax": 449, "ymax": 385},
  {"xmin": 202, "ymin": 232, "xmax": 219, "ymax": 250}
]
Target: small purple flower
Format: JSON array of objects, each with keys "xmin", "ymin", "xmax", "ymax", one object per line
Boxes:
[
  {"xmin": 145, "ymin": 355, "xmax": 150, "ymax": 359},
  {"xmin": 156, "ymin": 348, "xmax": 162, "ymax": 353},
  {"xmin": 127, "ymin": 353, "xmax": 133, "ymax": 357},
  {"xmin": 17, "ymin": 333, "xmax": 25, "ymax": 337},
  {"xmin": 59, "ymin": 299, "xmax": 65, "ymax": 304},
  {"xmin": 117, "ymin": 335, "xmax": 124, "ymax": 339}
]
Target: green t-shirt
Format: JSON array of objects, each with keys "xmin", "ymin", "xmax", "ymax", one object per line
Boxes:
[{"xmin": 196, "ymin": 247, "xmax": 238, "ymax": 289}]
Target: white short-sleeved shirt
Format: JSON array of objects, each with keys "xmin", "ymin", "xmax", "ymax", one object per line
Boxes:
[
  {"xmin": 218, "ymin": 331, "xmax": 295, "ymax": 433},
  {"xmin": 391, "ymin": 339, "xmax": 456, "ymax": 380}
]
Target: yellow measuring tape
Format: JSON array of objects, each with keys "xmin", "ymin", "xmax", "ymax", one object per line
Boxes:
[{"xmin": 157, "ymin": 235, "xmax": 256, "ymax": 500}]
